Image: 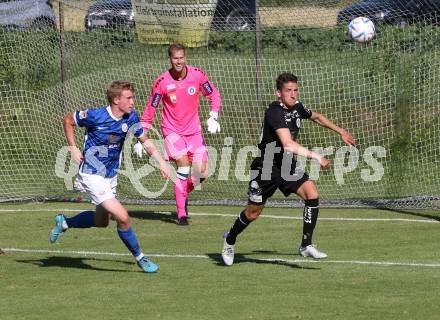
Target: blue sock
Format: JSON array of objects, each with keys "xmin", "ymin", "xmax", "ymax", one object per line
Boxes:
[
  {"xmin": 65, "ymin": 211, "xmax": 96, "ymax": 228},
  {"xmin": 117, "ymin": 227, "xmax": 142, "ymax": 258}
]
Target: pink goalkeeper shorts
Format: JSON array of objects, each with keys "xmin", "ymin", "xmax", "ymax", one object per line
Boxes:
[{"xmin": 163, "ymin": 132, "xmax": 208, "ymax": 163}]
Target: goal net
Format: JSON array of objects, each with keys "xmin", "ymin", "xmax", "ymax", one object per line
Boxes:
[{"xmin": 0, "ymin": 0, "xmax": 439, "ymax": 209}]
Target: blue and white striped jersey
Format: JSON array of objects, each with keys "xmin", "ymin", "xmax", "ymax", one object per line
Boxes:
[{"xmin": 74, "ymin": 105, "xmax": 143, "ymax": 178}]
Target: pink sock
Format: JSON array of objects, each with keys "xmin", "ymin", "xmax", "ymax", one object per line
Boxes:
[
  {"xmin": 188, "ymin": 175, "xmax": 206, "ymax": 193},
  {"xmin": 187, "ymin": 176, "xmax": 194, "ymax": 193},
  {"xmin": 174, "ymin": 178, "xmax": 189, "ymax": 219}
]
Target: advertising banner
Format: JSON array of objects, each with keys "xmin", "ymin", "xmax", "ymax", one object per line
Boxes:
[{"xmin": 133, "ymin": 0, "xmax": 218, "ymax": 47}]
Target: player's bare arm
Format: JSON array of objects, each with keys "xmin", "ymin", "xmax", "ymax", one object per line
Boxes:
[
  {"xmin": 138, "ymin": 134, "xmax": 170, "ymax": 180},
  {"xmin": 310, "ymin": 111, "xmax": 355, "ymax": 146},
  {"xmin": 275, "ymin": 127, "xmax": 330, "ymax": 169},
  {"xmin": 63, "ymin": 113, "xmax": 83, "ymax": 164}
]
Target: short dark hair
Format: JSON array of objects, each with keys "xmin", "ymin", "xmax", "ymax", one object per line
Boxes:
[
  {"xmin": 106, "ymin": 80, "xmax": 134, "ymax": 104},
  {"xmin": 276, "ymin": 73, "xmax": 298, "ymax": 91},
  {"xmin": 168, "ymin": 43, "xmax": 185, "ymax": 57}
]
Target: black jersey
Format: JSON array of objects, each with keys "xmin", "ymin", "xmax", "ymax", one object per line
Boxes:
[{"xmin": 255, "ymin": 100, "xmax": 312, "ymax": 168}]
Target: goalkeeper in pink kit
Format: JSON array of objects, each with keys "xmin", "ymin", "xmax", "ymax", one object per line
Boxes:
[{"xmin": 134, "ymin": 43, "xmax": 221, "ymax": 225}]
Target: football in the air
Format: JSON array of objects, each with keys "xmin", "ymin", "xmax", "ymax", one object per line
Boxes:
[{"xmin": 348, "ymin": 17, "xmax": 375, "ymax": 43}]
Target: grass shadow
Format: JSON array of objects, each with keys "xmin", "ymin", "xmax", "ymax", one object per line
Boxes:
[
  {"xmin": 382, "ymin": 208, "xmax": 440, "ymax": 222},
  {"xmin": 128, "ymin": 210, "xmax": 179, "ymax": 225},
  {"xmin": 206, "ymin": 253, "xmax": 319, "ymax": 270},
  {"xmin": 16, "ymin": 256, "xmax": 137, "ymax": 273}
]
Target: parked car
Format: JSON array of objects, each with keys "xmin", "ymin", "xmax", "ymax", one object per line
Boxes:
[
  {"xmin": 84, "ymin": 0, "xmax": 256, "ymax": 31},
  {"xmin": 0, "ymin": 0, "xmax": 56, "ymax": 30},
  {"xmin": 85, "ymin": 0, "xmax": 134, "ymax": 31},
  {"xmin": 212, "ymin": 0, "xmax": 256, "ymax": 31},
  {"xmin": 337, "ymin": 0, "xmax": 440, "ymax": 26}
]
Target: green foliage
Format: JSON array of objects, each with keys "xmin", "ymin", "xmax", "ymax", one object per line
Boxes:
[
  {"xmin": 0, "ymin": 30, "xmax": 60, "ymax": 91},
  {"xmin": 208, "ymin": 26, "xmax": 349, "ymax": 52}
]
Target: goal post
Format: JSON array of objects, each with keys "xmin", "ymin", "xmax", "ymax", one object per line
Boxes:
[{"xmin": 0, "ymin": 0, "xmax": 439, "ymax": 209}]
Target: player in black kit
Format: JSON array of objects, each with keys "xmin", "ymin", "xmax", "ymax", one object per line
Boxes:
[{"xmin": 221, "ymin": 73, "xmax": 355, "ymax": 265}]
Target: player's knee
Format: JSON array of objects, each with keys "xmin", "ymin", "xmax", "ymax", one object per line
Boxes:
[
  {"xmin": 200, "ymin": 170, "xmax": 208, "ymax": 179},
  {"xmin": 117, "ymin": 218, "xmax": 130, "ymax": 229},
  {"xmin": 306, "ymin": 190, "xmax": 319, "ymax": 200},
  {"xmin": 245, "ymin": 207, "xmax": 262, "ymax": 221},
  {"xmin": 299, "ymin": 181, "xmax": 319, "ymax": 200},
  {"xmin": 193, "ymin": 168, "xmax": 208, "ymax": 179},
  {"xmin": 113, "ymin": 211, "xmax": 130, "ymax": 229},
  {"xmin": 176, "ymin": 166, "xmax": 191, "ymax": 180}
]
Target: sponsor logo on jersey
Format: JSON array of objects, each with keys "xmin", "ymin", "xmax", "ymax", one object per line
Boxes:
[
  {"xmin": 108, "ymin": 134, "xmax": 119, "ymax": 143},
  {"xmin": 121, "ymin": 123, "xmax": 128, "ymax": 132},
  {"xmin": 188, "ymin": 86, "xmax": 196, "ymax": 95},
  {"xmin": 79, "ymin": 110, "xmax": 88, "ymax": 119},
  {"xmin": 170, "ymin": 93, "xmax": 177, "ymax": 104},
  {"xmin": 152, "ymin": 93, "xmax": 161, "ymax": 108},
  {"xmin": 166, "ymin": 84, "xmax": 176, "ymax": 92},
  {"xmin": 201, "ymin": 81, "xmax": 213, "ymax": 94}
]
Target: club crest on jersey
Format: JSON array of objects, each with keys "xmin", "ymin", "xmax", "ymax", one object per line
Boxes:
[
  {"xmin": 152, "ymin": 93, "xmax": 161, "ymax": 108},
  {"xmin": 170, "ymin": 93, "xmax": 177, "ymax": 103},
  {"xmin": 166, "ymin": 84, "xmax": 176, "ymax": 92},
  {"xmin": 201, "ymin": 82, "xmax": 213, "ymax": 94},
  {"xmin": 79, "ymin": 110, "xmax": 88, "ymax": 119},
  {"xmin": 121, "ymin": 123, "xmax": 128, "ymax": 132},
  {"xmin": 187, "ymin": 86, "xmax": 196, "ymax": 95}
]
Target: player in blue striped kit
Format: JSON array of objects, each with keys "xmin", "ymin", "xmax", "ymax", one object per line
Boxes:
[{"xmin": 50, "ymin": 80, "xmax": 170, "ymax": 273}]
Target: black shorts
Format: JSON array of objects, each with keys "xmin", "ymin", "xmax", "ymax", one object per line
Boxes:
[{"xmin": 247, "ymin": 158, "xmax": 309, "ymax": 205}]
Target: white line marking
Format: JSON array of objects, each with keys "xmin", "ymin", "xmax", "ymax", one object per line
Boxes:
[
  {"xmin": 3, "ymin": 248, "xmax": 440, "ymax": 268},
  {"xmin": 190, "ymin": 213, "xmax": 440, "ymax": 224},
  {"xmin": 0, "ymin": 208, "xmax": 438, "ymax": 223}
]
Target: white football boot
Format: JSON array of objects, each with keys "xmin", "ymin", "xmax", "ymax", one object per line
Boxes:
[
  {"xmin": 298, "ymin": 244, "xmax": 327, "ymax": 259},
  {"xmin": 221, "ymin": 232, "xmax": 235, "ymax": 266}
]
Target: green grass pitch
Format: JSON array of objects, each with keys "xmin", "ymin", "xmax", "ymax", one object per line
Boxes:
[{"xmin": 0, "ymin": 202, "xmax": 439, "ymax": 319}]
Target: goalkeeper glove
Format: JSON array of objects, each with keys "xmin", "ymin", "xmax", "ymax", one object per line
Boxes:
[
  {"xmin": 133, "ymin": 141, "xmax": 145, "ymax": 158},
  {"xmin": 207, "ymin": 111, "xmax": 220, "ymax": 134}
]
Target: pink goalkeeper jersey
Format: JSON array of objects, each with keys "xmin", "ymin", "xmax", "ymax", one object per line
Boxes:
[{"xmin": 140, "ymin": 65, "xmax": 221, "ymax": 137}]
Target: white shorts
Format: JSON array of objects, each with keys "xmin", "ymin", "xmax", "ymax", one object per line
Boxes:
[{"xmin": 74, "ymin": 172, "xmax": 117, "ymax": 205}]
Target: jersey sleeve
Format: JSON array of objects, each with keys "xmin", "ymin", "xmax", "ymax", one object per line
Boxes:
[
  {"xmin": 74, "ymin": 109, "xmax": 95, "ymax": 128},
  {"xmin": 197, "ymin": 68, "xmax": 221, "ymax": 113},
  {"xmin": 296, "ymin": 101, "xmax": 313, "ymax": 119},
  {"xmin": 140, "ymin": 78, "xmax": 163, "ymax": 132},
  {"xmin": 130, "ymin": 109, "xmax": 145, "ymax": 139},
  {"xmin": 266, "ymin": 105, "xmax": 288, "ymax": 130}
]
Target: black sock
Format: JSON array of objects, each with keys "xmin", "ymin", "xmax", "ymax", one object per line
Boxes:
[
  {"xmin": 301, "ymin": 199, "xmax": 319, "ymax": 247},
  {"xmin": 226, "ymin": 210, "xmax": 251, "ymax": 245}
]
